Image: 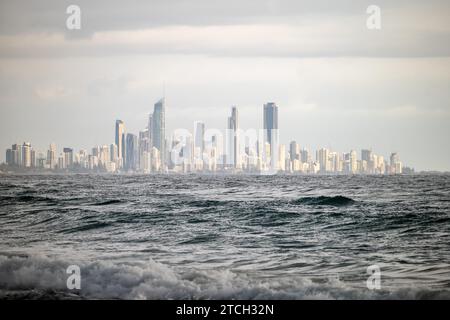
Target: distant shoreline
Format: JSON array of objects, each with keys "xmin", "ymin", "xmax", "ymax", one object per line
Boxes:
[{"xmin": 0, "ymin": 166, "xmax": 447, "ymax": 176}]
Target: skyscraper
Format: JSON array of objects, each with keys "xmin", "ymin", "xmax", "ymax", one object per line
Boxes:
[
  {"xmin": 316, "ymin": 148, "xmax": 330, "ymax": 173},
  {"xmin": 300, "ymin": 148, "xmax": 309, "ymax": 163},
  {"xmin": 10, "ymin": 144, "xmax": 19, "ymax": 166},
  {"xmin": 390, "ymin": 152, "xmax": 402, "ymax": 174},
  {"xmin": 138, "ymin": 130, "xmax": 150, "ymax": 172},
  {"xmin": 289, "ymin": 141, "xmax": 299, "ymax": 161},
  {"xmin": 279, "ymin": 144, "xmax": 286, "ymax": 171},
  {"xmin": 63, "ymin": 148, "xmax": 74, "ymax": 168},
  {"xmin": 47, "ymin": 143, "xmax": 57, "ymax": 169},
  {"xmin": 125, "ymin": 133, "xmax": 138, "ymax": 171},
  {"xmin": 5, "ymin": 148, "xmax": 12, "ymax": 165},
  {"xmin": 147, "ymin": 114, "xmax": 153, "ymax": 145},
  {"xmin": 361, "ymin": 149, "xmax": 373, "ymax": 162},
  {"xmin": 110, "ymin": 144, "xmax": 118, "ymax": 163},
  {"xmin": 263, "ymin": 102, "xmax": 279, "ymax": 170},
  {"xmin": 115, "ymin": 120, "xmax": 125, "ymax": 162},
  {"xmin": 194, "ymin": 121, "xmax": 205, "ymax": 159},
  {"xmin": 21, "ymin": 142, "xmax": 31, "ymax": 168},
  {"xmin": 152, "ymin": 98, "xmax": 165, "ymax": 168},
  {"xmin": 227, "ymin": 106, "xmax": 239, "ymax": 168},
  {"xmin": 350, "ymin": 150, "xmax": 358, "ymax": 173},
  {"xmin": 361, "ymin": 149, "xmax": 373, "ymax": 174},
  {"xmin": 390, "ymin": 152, "xmax": 399, "ymax": 167}
]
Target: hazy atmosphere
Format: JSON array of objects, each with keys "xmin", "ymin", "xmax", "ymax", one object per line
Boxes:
[
  {"xmin": 1, "ymin": 1, "xmax": 450, "ymax": 305},
  {"xmin": 0, "ymin": 0, "xmax": 449, "ymax": 171}
]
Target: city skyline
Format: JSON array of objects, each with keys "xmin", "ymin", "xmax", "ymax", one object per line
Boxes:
[
  {"xmin": 3, "ymin": 98, "xmax": 413, "ymax": 175},
  {"xmin": 0, "ymin": 1, "xmax": 449, "ymax": 172}
]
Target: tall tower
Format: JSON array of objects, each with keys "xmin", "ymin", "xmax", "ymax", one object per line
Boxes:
[
  {"xmin": 227, "ymin": 106, "xmax": 239, "ymax": 168},
  {"xmin": 125, "ymin": 133, "xmax": 138, "ymax": 171},
  {"xmin": 316, "ymin": 148, "xmax": 330, "ymax": 173},
  {"xmin": 147, "ymin": 114, "xmax": 153, "ymax": 146},
  {"xmin": 115, "ymin": 120, "xmax": 125, "ymax": 161},
  {"xmin": 194, "ymin": 121, "xmax": 205, "ymax": 159},
  {"xmin": 152, "ymin": 98, "xmax": 166, "ymax": 168},
  {"xmin": 47, "ymin": 143, "xmax": 57, "ymax": 169},
  {"xmin": 63, "ymin": 147, "xmax": 74, "ymax": 169},
  {"xmin": 289, "ymin": 141, "xmax": 299, "ymax": 161},
  {"xmin": 21, "ymin": 142, "xmax": 32, "ymax": 168},
  {"xmin": 263, "ymin": 102, "xmax": 279, "ymax": 170}
]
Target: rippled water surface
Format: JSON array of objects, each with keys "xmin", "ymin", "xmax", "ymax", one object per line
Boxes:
[{"xmin": 0, "ymin": 174, "xmax": 449, "ymax": 299}]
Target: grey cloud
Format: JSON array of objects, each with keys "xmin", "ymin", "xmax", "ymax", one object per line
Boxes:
[
  {"xmin": 0, "ymin": 0, "xmax": 448, "ymax": 34},
  {"xmin": 0, "ymin": 22, "xmax": 449, "ymax": 59},
  {"xmin": 0, "ymin": 0, "xmax": 366, "ymax": 35},
  {"xmin": 0, "ymin": 1, "xmax": 448, "ymax": 58}
]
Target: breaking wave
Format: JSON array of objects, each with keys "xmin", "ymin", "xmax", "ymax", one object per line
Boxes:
[{"xmin": 0, "ymin": 254, "xmax": 448, "ymax": 300}]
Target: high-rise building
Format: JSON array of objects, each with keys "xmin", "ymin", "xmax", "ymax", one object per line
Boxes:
[
  {"xmin": 361, "ymin": 149, "xmax": 372, "ymax": 162},
  {"xmin": 110, "ymin": 144, "xmax": 118, "ymax": 164},
  {"xmin": 316, "ymin": 148, "xmax": 330, "ymax": 173},
  {"xmin": 194, "ymin": 121, "xmax": 205, "ymax": 159},
  {"xmin": 125, "ymin": 133, "xmax": 138, "ymax": 171},
  {"xmin": 390, "ymin": 153, "xmax": 399, "ymax": 167},
  {"xmin": 263, "ymin": 102, "xmax": 279, "ymax": 170},
  {"xmin": 329, "ymin": 152, "xmax": 342, "ymax": 173},
  {"xmin": 390, "ymin": 153, "xmax": 402, "ymax": 174},
  {"xmin": 152, "ymin": 98, "xmax": 165, "ymax": 168},
  {"xmin": 141, "ymin": 150, "xmax": 151, "ymax": 174},
  {"xmin": 5, "ymin": 148, "xmax": 12, "ymax": 165},
  {"xmin": 300, "ymin": 148, "xmax": 309, "ymax": 163},
  {"xmin": 10, "ymin": 144, "xmax": 19, "ymax": 166},
  {"xmin": 21, "ymin": 142, "xmax": 31, "ymax": 168},
  {"xmin": 92, "ymin": 146, "xmax": 100, "ymax": 158},
  {"xmin": 182, "ymin": 135, "xmax": 194, "ymax": 170},
  {"xmin": 121, "ymin": 135, "xmax": 127, "ymax": 167},
  {"xmin": 350, "ymin": 150, "xmax": 358, "ymax": 173},
  {"xmin": 138, "ymin": 130, "xmax": 150, "ymax": 171},
  {"xmin": 115, "ymin": 120, "xmax": 125, "ymax": 162},
  {"xmin": 17, "ymin": 144, "xmax": 23, "ymax": 167},
  {"xmin": 227, "ymin": 106, "xmax": 240, "ymax": 168},
  {"xmin": 47, "ymin": 143, "xmax": 57, "ymax": 169},
  {"xmin": 99, "ymin": 145, "xmax": 110, "ymax": 168},
  {"xmin": 147, "ymin": 114, "xmax": 153, "ymax": 144},
  {"xmin": 289, "ymin": 141, "xmax": 299, "ymax": 161},
  {"xmin": 30, "ymin": 149, "xmax": 36, "ymax": 168},
  {"xmin": 63, "ymin": 148, "xmax": 74, "ymax": 168},
  {"xmin": 36, "ymin": 152, "xmax": 45, "ymax": 168},
  {"xmin": 151, "ymin": 146, "xmax": 161, "ymax": 172},
  {"xmin": 58, "ymin": 154, "xmax": 65, "ymax": 169},
  {"xmin": 279, "ymin": 144, "xmax": 286, "ymax": 171},
  {"xmin": 77, "ymin": 149, "xmax": 88, "ymax": 169},
  {"xmin": 361, "ymin": 149, "xmax": 374, "ymax": 173}
]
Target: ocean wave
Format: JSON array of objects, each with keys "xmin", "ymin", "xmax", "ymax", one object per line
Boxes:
[
  {"xmin": 91, "ymin": 199, "xmax": 123, "ymax": 206},
  {"xmin": 178, "ymin": 233, "xmax": 220, "ymax": 245},
  {"xmin": 0, "ymin": 195, "xmax": 57, "ymax": 204},
  {"xmin": 186, "ymin": 200, "xmax": 223, "ymax": 208},
  {"xmin": 293, "ymin": 196, "xmax": 355, "ymax": 206},
  {"xmin": 57, "ymin": 222, "xmax": 111, "ymax": 234},
  {"xmin": 0, "ymin": 254, "xmax": 448, "ymax": 300}
]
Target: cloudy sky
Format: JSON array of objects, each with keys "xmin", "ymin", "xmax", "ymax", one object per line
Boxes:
[{"xmin": 0, "ymin": 0, "xmax": 449, "ymax": 171}]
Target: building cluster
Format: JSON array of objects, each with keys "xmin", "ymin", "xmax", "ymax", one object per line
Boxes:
[{"xmin": 4, "ymin": 99, "xmax": 408, "ymax": 174}]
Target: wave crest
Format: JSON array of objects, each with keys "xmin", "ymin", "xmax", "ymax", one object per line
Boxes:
[
  {"xmin": 1, "ymin": 254, "xmax": 448, "ymax": 300},
  {"xmin": 293, "ymin": 196, "xmax": 355, "ymax": 206}
]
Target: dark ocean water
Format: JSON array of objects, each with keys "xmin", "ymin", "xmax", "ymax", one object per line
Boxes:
[{"xmin": 0, "ymin": 174, "xmax": 449, "ymax": 299}]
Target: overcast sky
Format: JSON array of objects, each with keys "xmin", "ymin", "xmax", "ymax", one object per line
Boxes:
[{"xmin": 0, "ymin": 0, "xmax": 449, "ymax": 171}]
